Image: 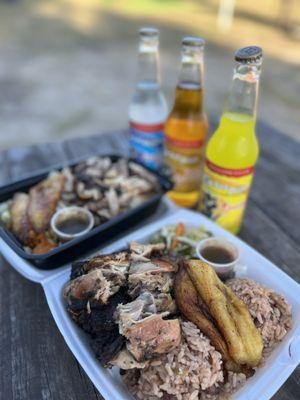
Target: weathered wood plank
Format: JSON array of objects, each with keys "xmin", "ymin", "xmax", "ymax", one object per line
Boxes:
[
  {"xmin": 241, "ymin": 199, "xmax": 300, "ymax": 282},
  {"xmin": 62, "ymin": 131, "xmax": 129, "ymax": 160},
  {"xmin": 251, "ymin": 123, "xmax": 300, "ymax": 246},
  {"xmin": 0, "ymin": 123, "xmax": 299, "ymax": 400},
  {"xmin": 0, "ymin": 131, "xmax": 129, "ymax": 186},
  {"xmin": 0, "ymin": 257, "xmax": 102, "ymax": 400}
]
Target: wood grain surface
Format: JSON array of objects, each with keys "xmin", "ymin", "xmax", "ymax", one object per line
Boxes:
[{"xmin": 0, "ymin": 124, "xmax": 299, "ymax": 400}]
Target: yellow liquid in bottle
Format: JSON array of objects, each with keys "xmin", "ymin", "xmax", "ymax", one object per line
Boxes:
[
  {"xmin": 206, "ymin": 112, "xmax": 258, "ymax": 168},
  {"xmin": 165, "ymin": 84, "xmax": 208, "ymax": 208},
  {"xmin": 200, "ymin": 112, "xmax": 259, "ymax": 234}
]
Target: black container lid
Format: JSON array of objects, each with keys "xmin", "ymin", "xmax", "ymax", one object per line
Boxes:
[{"xmin": 235, "ymin": 46, "xmax": 263, "ymax": 63}]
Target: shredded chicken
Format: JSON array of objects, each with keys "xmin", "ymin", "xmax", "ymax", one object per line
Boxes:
[
  {"xmin": 110, "ymin": 348, "xmax": 149, "ymax": 370},
  {"xmin": 125, "ymin": 314, "xmax": 181, "ymax": 361},
  {"xmin": 64, "ymin": 269, "xmax": 114, "ymax": 305},
  {"xmin": 129, "ymin": 241, "xmax": 166, "ymax": 262},
  {"xmin": 128, "ymin": 258, "xmax": 176, "ymax": 298},
  {"xmin": 116, "ymin": 292, "xmax": 158, "ymax": 335},
  {"xmin": 64, "ymin": 242, "xmax": 180, "ymax": 366}
]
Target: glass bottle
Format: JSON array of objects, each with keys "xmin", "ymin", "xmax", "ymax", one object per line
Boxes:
[
  {"xmin": 199, "ymin": 46, "xmax": 263, "ymax": 234},
  {"xmin": 164, "ymin": 37, "xmax": 208, "ymax": 208},
  {"xmin": 129, "ymin": 27, "xmax": 168, "ymax": 171}
]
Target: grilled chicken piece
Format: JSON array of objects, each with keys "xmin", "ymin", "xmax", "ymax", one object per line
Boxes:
[
  {"xmin": 129, "ymin": 259, "xmax": 176, "ymax": 275},
  {"xmin": 129, "ymin": 241, "xmax": 165, "ymax": 261},
  {"xmin": 28, "ymin": 173, "xmax": 65, "ymax": 233},
  {"xmin": 67, "ymin": 287, "xmax": 130, "ymax": 367},
  {"xmin": 65, "ymin": 251, "xmax": 130, "ymax": 308},
  {"xmin": 128, "ymin": 161, "xmax": 158, "ymax": 185},
  {"xmin": 152, "ymin": 258, "xmax": 178, "ymax": 272},
  {"xmin": 116, "ymin": 291, "xmax": 158, "ymax": 335},
  {"xmin": 125, "ymin": 314, "xmax": 181, "ymax": 361},
  {"xmin": 110, "ymin": 348, "xmax": 149, "ymax": 369},
  {"xmin": 64, "ymin": 269, "xmax": 117, "ymax": 306},
  {"xmin": 153, "ymin": 292, "xmax": 177, "ymax": 314},
  {"xmin": 10, "ymin": 193, "xmax": 34, "ymax": 245},
  {"xmin": 128, "ymin": 257, "xmax": 177, "ymax": 298},
  {"xmin": 85, "ymin": 252, "xmax": 130, "ymax": 275},
  {"xmin": 70, "ymin": 251, "xmax": 130, "ymax": 280}
]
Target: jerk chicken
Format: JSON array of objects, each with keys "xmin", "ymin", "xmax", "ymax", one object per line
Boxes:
[
  {"xmin": 11, "ymin": 173, "xmax": 65, "ymax": 253},
  {"xmin": 1, "ymin": 157, "xmax": 159, "ymax": 254},
  {"xmin": 64, "ymin": 242, "xmax": 181, "ymax": 368}
]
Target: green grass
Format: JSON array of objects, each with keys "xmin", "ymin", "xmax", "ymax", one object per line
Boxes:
[{"xmin": 103, "ymin": 0, "xmax": 187, "ymax": 12}]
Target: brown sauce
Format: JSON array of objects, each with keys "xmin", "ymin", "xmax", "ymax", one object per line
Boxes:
[
  {"xmin": 56, "ymin": 217, "xmax": 89, "ymax": 235},
  {"xmin": 201, "ymin": 245, "xmax": 235, "ymax": 264}
]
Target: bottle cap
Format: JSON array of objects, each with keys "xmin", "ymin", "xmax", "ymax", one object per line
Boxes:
[
  {"xmin": 235, "ymin": 46, "xmax": 263, "ymax": 63},
  {"xmin": 139, "ymin": 27, "xmax": 159, "ymax": 37},
  {"xmin": 182, "ymin": 36, "xmax": 205, "ymax": 48}
]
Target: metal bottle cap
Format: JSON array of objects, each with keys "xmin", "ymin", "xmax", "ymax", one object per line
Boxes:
[
  {"xmin": 182, "ymin": 36, "xmax": 205, "ymax": 48},
  {"xmin": 235, "ymin": 46, "xmax": 263, "ymax": 63},
  {"xmin": 139, "ymin": 27, "xmax": 159, "ymax": 37}
]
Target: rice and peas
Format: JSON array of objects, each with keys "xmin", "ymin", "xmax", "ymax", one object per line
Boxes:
[{"xmin": 123, "ymin": 224, "xmax": 293, "ymax": 400}]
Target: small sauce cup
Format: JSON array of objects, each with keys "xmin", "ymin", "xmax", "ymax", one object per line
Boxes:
[
  {"xmin": 196, "ymin": 237, "xmax": 240, "ymax": 280},
  {"xmin": 51, "ymin": 206, "xmax": 94, "ymax": 242}
]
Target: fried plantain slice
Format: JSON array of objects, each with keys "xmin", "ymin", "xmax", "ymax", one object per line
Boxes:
[
  {"xmin": 174, "ymin": 266, "xmax": 244, "ymax": 372},
  {"xmin": 185, "ymin": 260, "xmax": 263, "ymax": 367},
  {"xmin": 175, "ymin": 268, "xmax": 230, "ymax": 360}
]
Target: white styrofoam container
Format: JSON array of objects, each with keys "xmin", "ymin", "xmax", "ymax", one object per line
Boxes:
[{"xmin": 0, "ymin": 208, "xmax": 299, "ymax": 400}]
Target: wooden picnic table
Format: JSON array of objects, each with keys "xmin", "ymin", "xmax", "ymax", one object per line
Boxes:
[{"xmin": 0, "ymin": 122, "xmax": 299, "ymax": 400}]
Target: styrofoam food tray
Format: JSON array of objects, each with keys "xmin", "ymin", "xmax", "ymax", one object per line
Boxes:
[{"xmin": 0, "ymin": 208, "xmax": 299, "ymax": 400}]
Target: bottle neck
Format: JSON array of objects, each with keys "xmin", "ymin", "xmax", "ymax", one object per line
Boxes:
[
  {"xmin": 178, "ymin": 58, "xmax": 203, "ymax": 87},
  {"xmin": 173, "ymin": 52, "xmax": 205, "ymax": 114},
  {"xmin": 225, "ymin": 62, "xmax": 261, "ymax": 119},
  {"xmin": 137, "ymin": 48, "xmax": 159, "ymax": 87}
]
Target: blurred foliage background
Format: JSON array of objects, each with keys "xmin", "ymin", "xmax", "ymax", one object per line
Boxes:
[{"xmin": 0, "ymin": 0, "xmax": 300, "ymax": 149}]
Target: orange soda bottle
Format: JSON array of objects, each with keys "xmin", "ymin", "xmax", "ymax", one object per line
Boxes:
[{"xmin": 164, "ymin": 37, "xmax": 208, "ymax": 208}]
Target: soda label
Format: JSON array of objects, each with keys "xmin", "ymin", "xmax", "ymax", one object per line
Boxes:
[
  {"xmin": 130, "ymin": 121, "xmax": 164, "ymax": 170},
  {"xmin": 164, "ymin": 136, "xmax": 204, "ymax": 191},
  {"xmin": 200, "ymin": 159, "xmax": 254, "ymax": 232}
]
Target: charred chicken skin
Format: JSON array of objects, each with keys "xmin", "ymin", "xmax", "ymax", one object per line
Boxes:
[
  {"xmin": 64, "ymin": 243, "xmax": 181, "ymax": 368},
  {"xmin": 64, "ymin": 252, "xmax": 131, "ymax": 367}
]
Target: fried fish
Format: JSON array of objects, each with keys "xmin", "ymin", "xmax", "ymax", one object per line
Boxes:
[
  {"xmin": 28, "ymin": 173, "xmax": 65, "ymax": 233},
  {"xmin": 11, "ymin": 192, "xmax": 35, "ymax": 246}
]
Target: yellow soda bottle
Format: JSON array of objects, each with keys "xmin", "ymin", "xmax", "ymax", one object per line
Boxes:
[{"xmin": 199, "ymin": 46, "xmax": 263, "ymax": 234}]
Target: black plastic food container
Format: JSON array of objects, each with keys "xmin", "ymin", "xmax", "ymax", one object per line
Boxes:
[{"xmin": 0, "ymin": 155, "xmax": 172, "ymax": 269}]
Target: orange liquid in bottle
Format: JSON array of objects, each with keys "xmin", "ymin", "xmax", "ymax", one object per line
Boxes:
[{"xmin": 165, "ymin": 82, "xmax": 208, "ymax": 208}]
